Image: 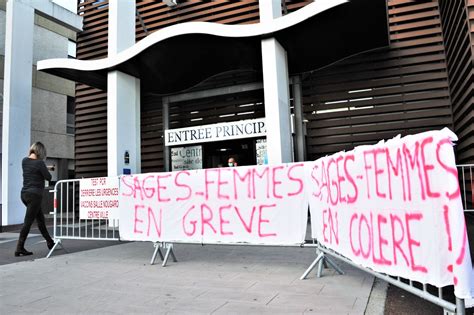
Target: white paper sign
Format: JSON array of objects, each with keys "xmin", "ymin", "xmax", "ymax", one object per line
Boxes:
[
  {"xmin": 305, "ymin": 128, "xmax": 473, "ymax": 299},
  {"xmin": 165, "ymin": 118, "xmax": 266, "ymax": 146},
  {"xmin": 171, "ymin": 145, "xmax": 202, "ymax": 171},
  {"xmin": 119, "ymin": 163, "xmax": 308, "ymax": 245},
  {"xmin": 80, "ymin": 177, "xmax": 120, "ymax": 220}
]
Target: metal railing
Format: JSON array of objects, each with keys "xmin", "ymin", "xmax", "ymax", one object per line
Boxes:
[
  {"xmin": 458, "ymin": 164, "xmax": 473, "ymax": 213},
  {"xmin": 45, "ymin": 167, "xmax": 473, "ymax": 314},
  {"xmin": 301, "ymin": 243, "xmax": 466, "ymax": 315},
  {"xmin": 46, "ymin": 179, "xmax": 120, "ymax": 258}
]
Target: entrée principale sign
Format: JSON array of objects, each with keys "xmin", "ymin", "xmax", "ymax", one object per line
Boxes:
[{"xmin": 165, "ymin": 118, "xmax": 266, "ymax": 146}]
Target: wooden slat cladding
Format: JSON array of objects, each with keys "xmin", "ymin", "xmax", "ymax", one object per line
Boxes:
[
  {"xmin": 75, "ymin": 0, "xmax": 472, "ymax": 178},
  {"xmin": 169, "ymin": 90, "xmax": 264, "ymax": 129},
  {"xmin": 141, "ymin": 94, "xmax": 164, "ymax": 173},
  {"xmin": 438, "ymin": 0, "xmax": 474, "ymax": 164},
  {"xmin": 75, "ymin": 1, "xmax": 109, "ymax": 178},
  {"xmin": 302, "ymin": 0, "xmax": 453, "ymax": 159},
  {"xmin": 134, "ymin": 1, "xmax": 269, "ymax": 173},
  {"xmin": 135, "ymin": 1, "xmax": 311, "ymax": 39}
]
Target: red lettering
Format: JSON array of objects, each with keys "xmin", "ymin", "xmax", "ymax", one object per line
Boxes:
[
  {"xmin": 156, "ymin": 174, "xmax": 171, "ymax": 202},
  {"xmin": 322, "ymin": 208, "xmax": 339, "ymax": 245},
  {"xmin": 287, "ymin": 163, "xmax": 304, "ymax": 197},
  {"xmin": 204, "ymin": 169, "xmax": 217, "ymax": 200},
  {"xmin": 134, "ymin": 204, "xmax": 145, "ymax": 234},
  {"xmin": 350, "ymin": 213, "xmax": 360, "ymax": 256},
  {"xmin": 376, "ymin": 214, "xmax": 391, "ymax": 265},
  {"xmin": 359, "ymin": 214, "xmax": 372, "ymax": 259},
  {"xmin": 311, "ymin": 164, "xmax": 321, "ymax": 199},
  {"xmin": 405, "ymin": 213, "xmax": 427, "ymax": 273},
  {"xmin": 436, "ymin": 138, "xmax": 460, "ymax": 200},
  {"xmin": 328, "ymin": 158, "xmax": 339, "ymax": 205},
  {"xmin": 403, "ymin": 141, "xmax": 425, "ymax": 201},
  {"xmin": 272, "ymin": 166, "xmax": 284, "ymax": 199},
  {"xmin": 201, "ymin": 204, "xmax": 217, "ymax": 235},
  {"xmin": 258, "ymin": 204, "xmax": 277, "ymax": 237},
  {"xmin": 386, "ymin": 147, "xmax": 406, "ymax": 201},
  {"xmin": 373, "ymin": 148, "xmax": 386, "ymax": 199},
  {"xmin": 390, "ymin": 214, "xmax": 409, "ymax": 267},
  {"xmin": 364, "ymin": 150, "xmax": 373, "ymax": 199},
  {"xmin": 336, "ymin": 156, "xmax": 346, "ymax": 203},
  {"xmin": 252, "ymin": 167, "xmax": 270, "ymax": 199},
  {"xmin": 322, "ymin": 209, "xmax": 328, "ymax": 242},
  {"xmin": 133, "ymin": 176, "xmax": 145, "ymax": 200},
  {"xmin": 344, "ymin": 155, "xmax": 358, "ymax": 203},
  {"xmin": 147, "ymin": 207, "xmax": 162, "ymax": 237},
  {"xmin": 233, "ymin": 168, "xmax": 252, "ymax": 199},
  {"xmin": 143, "ymin": 175, "xmax": 156, "ymax": 199},
  {"xmin": 234, "ymin": 205, "xmax": 256, "ymax": 233},
  {"xmin": 219, "ymin": 205, "xmax": 233, "ymax": 236},
  {"xmin": 121, "ymin": 176, "xmax": 134, "ymax": 197},
  {"xmin": 182, "ymin": 205, "xmax": 197, "ymax": 236},
  {"xmin": 420, "ymin": 137, "xmax": 440, "ymax": 198},
  {"xmin": 175, "ymin": 171, "xmax": 192, "ymax": 201}
]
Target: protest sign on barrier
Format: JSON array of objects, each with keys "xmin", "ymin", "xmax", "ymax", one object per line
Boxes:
[
  {"xmin": 80, "ymin": 177, "xmax": 120, "ymax": 220},
  {"xmin": 119, "ymin": 163, "xmax": 308, "ymax": 245},
  {"xmin": 117, "ymin": 127, "xmax": 473, "ymax": 300},
  {"xmin": 305, "ymin": 128, "xmax": 474, "ymax": 299}
]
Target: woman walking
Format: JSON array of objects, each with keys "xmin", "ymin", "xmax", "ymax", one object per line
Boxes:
[{"xmin": 15, "ymin": 142, "xmax": 55, "ymax": 256}]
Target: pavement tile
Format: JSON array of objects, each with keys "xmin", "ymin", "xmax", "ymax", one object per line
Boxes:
[{"xmin": 0, "ymin": 241, "xmax": 373, "ymax": 314}]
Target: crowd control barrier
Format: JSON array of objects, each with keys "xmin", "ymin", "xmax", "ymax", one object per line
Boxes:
[
  {"xmin": 46, "ymin": 157, "xmax": 471, "ymax": 315},
  {"xmin": 458, "ymin": 164, "xmax": 474, "ymax": 213},
  {"xmin": 46, "ymin": 179, "xmax": 120, "ymax": 258},
  {"xmin": 301, "ymin": 243, "xmax": 467, "ymax": 314}
]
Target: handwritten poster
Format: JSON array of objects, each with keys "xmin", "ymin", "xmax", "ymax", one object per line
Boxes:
[
  {"xmin": 80, "ymin": 177, "xmax": 120, "ymax": 220},
  {"xmin": 115, "ymin": 128, "xmax": 473, "ymax": 299},
  {"xmin": 119, "ymin": 164, "xmax": 308, "ymax": 245},
  {"xmin": 305, "ymin": 128, "xmax": 473, "ymax": 299}
]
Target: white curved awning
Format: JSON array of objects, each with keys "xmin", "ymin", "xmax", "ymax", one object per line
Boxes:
[{"xmin": 38, "ymin": 0, "xmax": 388, "ymax": 94}]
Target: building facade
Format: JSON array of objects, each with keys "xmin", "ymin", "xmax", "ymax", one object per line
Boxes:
[
  {"xmin": 48, "ymin": 0, "xmax": 473, "ymax": 177},
  {"xmin": 1, "ymin": 0, "xmax": 81, "ymax": 226}
]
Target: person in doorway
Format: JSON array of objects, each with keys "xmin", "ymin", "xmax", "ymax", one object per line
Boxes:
[
  {"xmin": 15, "ymin": 142, "xmax": 55, "ymax": 256},
  {"xmin": 227, "ymin": 157, "xmax": 238, "ymax": 167}
]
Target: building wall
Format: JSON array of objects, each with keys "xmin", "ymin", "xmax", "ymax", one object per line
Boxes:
[
  {"xmin": 0, "ymin": 7, "xmax": 75, "ymax": 162},
  {"xmin": 0, "ymin": 2, "xmax": 76, "ymax": 208},
  {"xmin": 74, "ymin": 0, "xmax": 472, "ymax": 178},
  {"xmin": 304, "ymin": 0, "xmax": 453, "ymax": 159},
  {"xmin": 438, "ymin": 0, "xmax": 474, "ymax": 164}
]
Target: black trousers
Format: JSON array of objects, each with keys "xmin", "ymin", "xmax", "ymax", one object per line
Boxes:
[{"xmin": 19, "ymin": 192, "xmax": 53, "ymax": 244}]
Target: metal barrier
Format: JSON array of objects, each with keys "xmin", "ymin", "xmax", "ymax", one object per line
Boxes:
[
  {"xmin": 47, "ymin": 170, "xmax": 472, "ymax": 314},
  {"xmin": 301, "ymin": 243, "xmax": 466, "ymax": 315},
  {"xmin": 46, "ymin": 179, "xmax": 120, "ymax": 258},
  {"xmin": 458, "ymin": 164, "xmax": 474, "ymax": 213}
]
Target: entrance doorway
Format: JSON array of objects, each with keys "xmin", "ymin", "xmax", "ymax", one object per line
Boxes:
[{"xmin": 203, "ymin": 138, "xmax": 259, "ymax": 168}]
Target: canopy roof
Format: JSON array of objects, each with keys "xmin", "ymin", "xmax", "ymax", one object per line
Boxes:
[{"xmin": 38, "ymin": 0, "xmax": 388, "ymax": 94}]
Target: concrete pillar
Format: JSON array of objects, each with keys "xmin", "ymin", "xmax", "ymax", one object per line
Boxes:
[
  {"xmin": 162, "ymin": 97, "xmax": 170, "ymax": 172},
  {"xmin": 107, "ymin": 0, "xmax": 141, "ymax": 176},
  {"xmin": 1, "ymin": 0, "xmax": 35, "ymax": 225},
  {"xmin": 292, "ymin": 76, "xmax": 306, "ymax": 162},
  {"xmin": 260, "ymin": 0, "xmax": 292, "ymax": 164}
]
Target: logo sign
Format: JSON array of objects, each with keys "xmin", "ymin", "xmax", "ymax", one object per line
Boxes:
[
  {"xmin": 79, "ymin": 177, "xmax": 120, "ymax": 220},
  {"xmin": 165, "ymin": 118, "xmax": 266, "ymax": 146},
  {"xmin": 171, "ymin": 145, "xmax": 202, "ymax": 171}
]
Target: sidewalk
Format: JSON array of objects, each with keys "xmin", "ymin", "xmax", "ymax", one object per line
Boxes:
[{"xmin": 0, "ymin": 241, "xmax": 375, "ymax": 314}]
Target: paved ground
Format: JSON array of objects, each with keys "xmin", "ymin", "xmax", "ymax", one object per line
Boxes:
[
  {"xmin": 1, "ymin": 239, "xmax": 374, "ymax": 314},
  {"xmin": 1, "ymin": 218, "xmax": 472, "ymax": 314}
]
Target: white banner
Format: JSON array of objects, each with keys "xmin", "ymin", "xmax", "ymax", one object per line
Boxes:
[
  {"xmin": 119, "ymin": 163, "xmax": 308, "ymax": 245},
  {"xmin": 79, "ymin": 177, "xmax": 120, "ymax": 220},
  {"xmin": 305, "ymin": 128, "xmax": 473, "ymax": 299}
]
